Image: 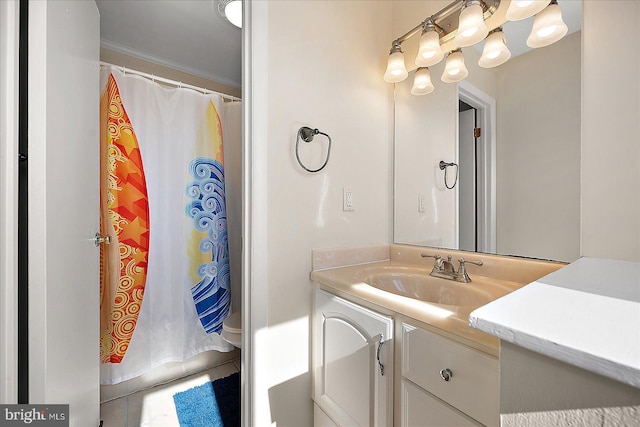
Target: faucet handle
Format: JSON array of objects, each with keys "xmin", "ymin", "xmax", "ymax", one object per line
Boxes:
[
  {"xmin": 458, "ymin": 258, "xmax": 483, "ymax": 267},
  {"xmin": 457, "ymin": 258, "xmax": 483, "ymax": 279},
  {"xmin": 421, "ymin": 254, "xmax": 442, "ymax": 269}
]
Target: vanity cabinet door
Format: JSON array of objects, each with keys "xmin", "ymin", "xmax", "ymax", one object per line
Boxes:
[
  {"xmin": 313, "ymin": 289, "xmax": 393, "ymax": 427},
  {"xmin": 401, "ymin": 379, "xmax": 481, "ymax": 427}
]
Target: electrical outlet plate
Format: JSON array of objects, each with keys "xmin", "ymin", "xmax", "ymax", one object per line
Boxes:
[
  {"xmin": 343, "ymin": 187, "xmax": 354, "ymax": 211},
  {"xmin": 419, "ymin": 194, "xmax": 426, "ymax": 213}
]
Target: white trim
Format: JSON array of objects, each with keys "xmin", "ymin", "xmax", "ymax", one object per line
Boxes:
[
  {"xmin": 242, "ymin": 1, "xmax": 271, "ymax": 425},
  {"xmin": 100, "ymin": 39, "xmax": 242, "ymax": 90},
  {"xmin": 458, "ymin": 81, "xmax": 497, "ymax": 254},
  {"xmin": 0, "ymin": 0, "xmax": 20, "ymax": 404}
]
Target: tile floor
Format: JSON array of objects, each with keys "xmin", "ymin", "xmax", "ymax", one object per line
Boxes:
[{"xmin": 100, "ymin": 359, "xmax": 240, "ymax": 426}]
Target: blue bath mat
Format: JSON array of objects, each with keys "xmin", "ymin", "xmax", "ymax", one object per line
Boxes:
[{"xmin": 173, "ymin": 372, "xmax": 240, "ymax": 427}]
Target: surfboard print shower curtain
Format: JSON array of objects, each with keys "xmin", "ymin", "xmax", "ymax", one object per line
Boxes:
[{"xmin": 99, "ymin": 66, "xmax": 237, "ymax": 385}]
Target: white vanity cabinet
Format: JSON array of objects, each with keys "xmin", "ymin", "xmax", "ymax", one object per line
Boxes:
[
  {"xmin": 400, "ymin": 321, "xmax": 499, "ymax": 427},
  {"xmin": 313, "ymin": 289, "xmax": 394, "ymax": 426}
]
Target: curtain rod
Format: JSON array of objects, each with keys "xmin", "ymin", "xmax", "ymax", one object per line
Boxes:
[{"xmin": 100, "ymin": 61, "xmax": 242, "ymax": 102}]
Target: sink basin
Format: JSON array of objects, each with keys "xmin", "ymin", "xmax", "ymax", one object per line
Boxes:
[{"xmin": 356, "ymin": 266, "xmax": 494, "ymax": 307}]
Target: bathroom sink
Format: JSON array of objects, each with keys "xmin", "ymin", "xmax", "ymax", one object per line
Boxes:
[{"xmin": 356, "ymin": 266, "xmax": 494, "ymax": 307}]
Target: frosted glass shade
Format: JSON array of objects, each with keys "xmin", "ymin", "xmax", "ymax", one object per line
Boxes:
[
  {"xmin": 506, "ymin": 0, "xmax": 550, "ymax": 21},
  {"xmin": 411, "ymin": 68, "xmax": 435, "ymax": 95},
  {"xmin": 479, "ymin": 29, "xmax": 511, "ymax": 68},
  {"xmin": 441, "ymin": 51, "xmax": 468, "ymax": 83},
  {"xmin": 526, "ymin": 2, "xmax": 568, "ymax": 48},
  {"xmin": 415, "ymin": 29, "xmax": 444, "ymax": 67},
  {"xmin": 384, "ymin": 49, "xmax": 409, "ymax": 83},
  {"xmin": 225, "ymin": 0, "xmax": 242, "ymax": 28},
  {"xmin": 454, "ymin": 3, "xmax": 489, "ymax": 48}
]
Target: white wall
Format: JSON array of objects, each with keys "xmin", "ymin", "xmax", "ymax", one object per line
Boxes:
[
  {"xmin": 582, "ymin": 1, "xmax": 640, "ymax": 262},
  {"xmin": 249, "ymin": 1, "xmax": 394, "ymax": 425},
  {"xmin": 496, "ymin": 32, "xmax": 581, "ymax": 262}
]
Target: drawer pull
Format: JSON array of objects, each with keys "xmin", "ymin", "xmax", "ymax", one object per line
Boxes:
[{"xmin": 439, "ymin": 368, "xmax": 453, "ymax": 382}]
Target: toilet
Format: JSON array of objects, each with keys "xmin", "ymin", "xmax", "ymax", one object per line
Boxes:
[{"xmin": 222, "ymin": 311, "xmax": 242, "ymax": 348}]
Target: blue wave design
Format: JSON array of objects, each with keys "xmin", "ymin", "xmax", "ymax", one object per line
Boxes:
[{"xmin": 186, "ymin": 157, "xmax": 230, "ymax": 334}]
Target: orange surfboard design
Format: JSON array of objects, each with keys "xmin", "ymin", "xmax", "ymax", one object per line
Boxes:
[{"xmin": 100, "ymin": 74, "xmax": 150, "ymax": 364}]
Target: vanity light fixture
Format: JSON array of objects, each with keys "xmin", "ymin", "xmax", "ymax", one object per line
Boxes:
[
  {"xmin": 526, "ymin": 0, "xmax": 568, "ymax": 48},
  {"xmin": 505, "ymin": 0, "xmax": 550, "ymax": 21},
  {"xmin": 383, "ymin": 43, "xmax": 409, "ymax": 83},
  {"xmin": 441, "ymin": 50, "xmax": 469, "ymax": 83},
  {"xmin": 415, "ymin": 21, "xmax": 445, "ymax": 67},
  {"xmin": 478, "ymin": 27, "xmax": 511, "ymax": 68},
  {"xmin": 411, "ymin": 67, "xmax": 435, "ymax": 95},
  {"xmin": 383, "ymin": 0, "xmax": 568, "ymax": 94},
  {"xmin": 454, "ymin": 0, "xmax": 490, "ymax": 48}
]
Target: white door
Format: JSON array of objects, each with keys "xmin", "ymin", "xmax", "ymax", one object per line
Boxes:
[
  {"xmin": 27, "ymin": 1, "xmax": 100, "ymax": 425},
  {"xmin": 313, "ymin": 289, "xmax": 393, "ymax": 426},
  {"xmin": 459, "ymin": 108, "xmax": 476, "ymax": 252}
]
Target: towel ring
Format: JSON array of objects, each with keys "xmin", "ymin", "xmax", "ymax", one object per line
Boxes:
[
  {"xmin": 295, "ymin": 126, "xmax": 332, "ymax": 173},
  {"xmin": 439, "ymin": 160, "xmax": 458, "ymax": 189}
]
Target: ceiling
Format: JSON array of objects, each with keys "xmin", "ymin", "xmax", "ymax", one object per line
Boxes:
[{"xmin": 96, "ymin": 0, "xmax": 242, "ymax": 89}]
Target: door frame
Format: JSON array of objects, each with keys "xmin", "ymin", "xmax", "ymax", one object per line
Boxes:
[
  {"xmin": 0, "ymin": 0, "xmax": 20, "ymax": 404},
  {"xmin": 458, "ymin": 81, "xmax": 496, "ymax": 254}
]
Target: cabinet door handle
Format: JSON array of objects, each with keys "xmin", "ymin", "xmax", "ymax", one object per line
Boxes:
[
  {"xmin": 376, "ymin": 335, "xmax": 385, "ymax": 376},
  {"xmin": 439, "ymin": 368, "xmax": 453, "ymax": 381}
]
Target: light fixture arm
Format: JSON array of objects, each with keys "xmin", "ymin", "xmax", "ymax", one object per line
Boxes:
[{"xmin": 389, "ymin": 0, "xmax": 499, "ymax": 50}]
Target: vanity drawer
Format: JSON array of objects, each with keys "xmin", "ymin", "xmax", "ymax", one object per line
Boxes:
[{"xmin": 402, "ymin": 323, "xmax": 499, "ymax": 426}]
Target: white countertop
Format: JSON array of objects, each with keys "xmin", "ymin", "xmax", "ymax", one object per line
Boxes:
[{"xmin": 469, "ymin": 257, "xmax": 640, "ymax": 389}]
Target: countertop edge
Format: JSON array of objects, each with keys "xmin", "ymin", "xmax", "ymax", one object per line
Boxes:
[
  {"xmin": 469, "ymin": 257, "xmax": 640, "ymax": 390},
  {"xmin": 469, "ymin": 314, "xmax": 640, "ymax": 389}
]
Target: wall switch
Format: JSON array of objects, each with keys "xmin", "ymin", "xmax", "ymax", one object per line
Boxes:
[
  {"xmin": 343, "ymin": 187, "xmax": 354, "ymax": 211},
  {"xmin": 418, "ymin": 194, "xmax": 426, "ymax": 213}
]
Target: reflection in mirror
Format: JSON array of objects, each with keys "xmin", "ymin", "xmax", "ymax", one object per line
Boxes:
[{"xmin": 394, "ymin": 2, "xmax": 581, "ymax": 262}]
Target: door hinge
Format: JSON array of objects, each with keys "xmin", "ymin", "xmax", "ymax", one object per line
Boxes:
[{"xmin": 474, "ymin": 128, "xmax": 481, "ymax": 138}]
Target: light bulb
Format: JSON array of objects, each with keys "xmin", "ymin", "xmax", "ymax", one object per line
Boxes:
[
  {"xmin": 526, "ymin": 0, "xmax": 568, "ymax": 48},
  {"xmin": 506, "ymin": 0, "xmax": 550, "ymax": 21},
  {"xmin": 441, "ymin": 50, "xmax": 468, "ymax": 83},
  {"xmin": 479, "ymin": 28, "xmax": 511, "ymax": 68},
  {"xmin": 415, "ymin": 27, "xmax": 444, "ymax": 67},
  {"xmin": 225, "ymin": 0, "xmax": 242, "ymax": 28},
  {"xmin": 411, "ymin": 68, "xmax": 435, "ymax": 95},
  {"xmin": 454, "ymin": 1, "xmax": 489, "ymax": 48},
  {"xmin": 383, "ymin": 45, "xmax": 409, "ymax": 83}
]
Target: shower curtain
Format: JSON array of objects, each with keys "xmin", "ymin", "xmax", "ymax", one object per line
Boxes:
[{"xmin": 99, "ymin": 66, "xmax": 238, "ymax": 385}]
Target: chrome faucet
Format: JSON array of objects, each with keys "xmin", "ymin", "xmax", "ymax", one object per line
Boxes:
[{"xmin": 421, "ymin": 254, "xmax": 483, "ymax": 283}]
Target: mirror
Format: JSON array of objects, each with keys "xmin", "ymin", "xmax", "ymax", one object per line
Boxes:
[{"xmin": 394, "ymin": 2, "xmax": 582, "ymax": 262}]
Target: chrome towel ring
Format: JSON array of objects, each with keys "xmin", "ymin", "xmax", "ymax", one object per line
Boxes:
[
  {"xmin": 439, "ymin": 160, "xmax": 458, "ymax": 189},
  {"xmin": 295, "ymin": 126, "xmax": 332, "ymax": 173}
]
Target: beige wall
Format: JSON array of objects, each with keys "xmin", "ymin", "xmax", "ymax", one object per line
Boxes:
[
  {"xmin": 496, "ymin": 32, "xmax": 581, "ymax": 262},
  {"xmin": 582, "ymin": 1, "xmax": 640, "ymax": 262},
  {"xmin": 250, "ymin": 1, "xmax": 394, "ymax": 425}
]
